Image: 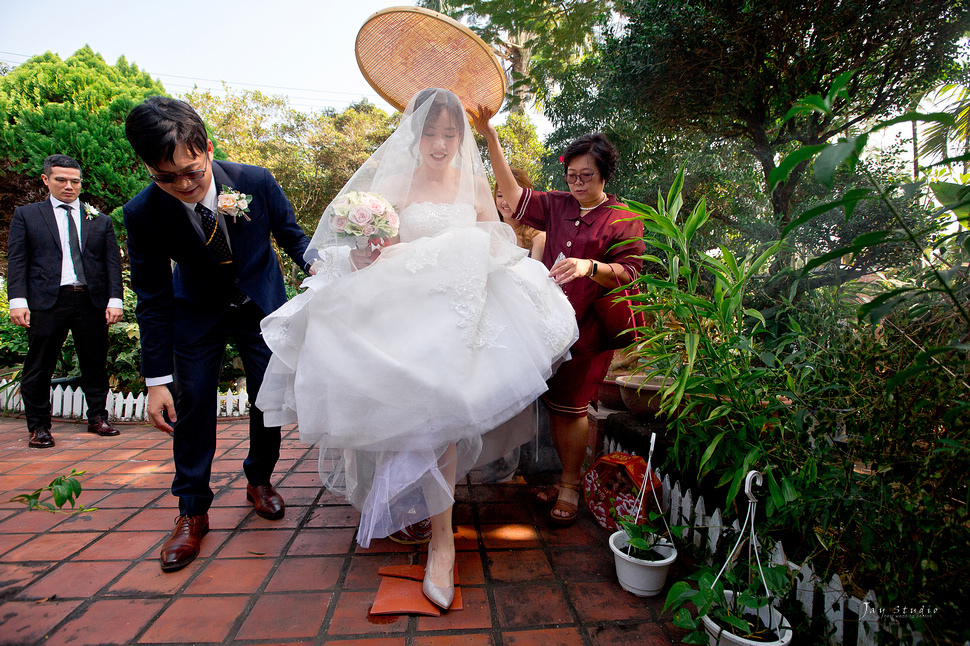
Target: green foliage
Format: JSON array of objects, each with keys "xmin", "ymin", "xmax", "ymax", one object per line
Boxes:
[
  {"xmin": 0, "ymin": 46, "xmax": 165, "ymax": 213},
  {"xmin": 617, "ymin": 509, "xmax": 686, "ymax": 560},
  {"xmin": 627, "ymin": 82, "xmax": 969, "ymax": 640},
  {"xmin": 0, "ymin": 277, "xmax": 242, "ymax": 395},
  {"xmin": 420, "ymin": 0, "xmax": 617, "ymax": 109},
  {"xmin": 483, "ymin": 111, "xmax": 547, "ymax": 186},
  {"xmin": 532, "ymin": 0, "xmax": 969, "ymax": 299},
  {"xmin": 8, "ymin": 469, "xmax": 97, "ymax": 514},
  {"xmin": 183, "ymin": 88, "xmax": 397, "ymax": 240},
  {"xmin": 665, "ymin": 557, "xmax": 794, "ymax": 643},
  {"xmin": 917, "ymin": 62, "xmax": 970, "ymax": 168},
  {"xmin": 621, "ymin": 167, "xmax": 790, "ymax": 505},
  {"xmin": 771, "ymin": 75, "xmax": 970, "ymax": 333}
]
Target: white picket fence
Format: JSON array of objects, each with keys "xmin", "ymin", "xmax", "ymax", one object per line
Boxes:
[
  {"xmin": 603, "ymin": 434, "xmax": 913, "ymax": 646},
  {"xmin": 0, "ymin": 379, "xmax": 249, "ymax": 421}
]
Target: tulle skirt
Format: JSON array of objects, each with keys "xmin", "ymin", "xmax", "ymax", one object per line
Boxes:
[{"xmin": 257, "ymin": 223, "xmax": 578, "ymax": 546}]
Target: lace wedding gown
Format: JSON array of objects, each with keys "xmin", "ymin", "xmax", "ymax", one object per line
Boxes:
[{"xmin": 257, "ymin": 202, "xmax": 578, "ymax": 546}]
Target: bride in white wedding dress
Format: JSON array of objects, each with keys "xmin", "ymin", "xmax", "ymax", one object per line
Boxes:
[{"xmin": 256, "ymin": 88, "xmax": 578, "ymax": 609}]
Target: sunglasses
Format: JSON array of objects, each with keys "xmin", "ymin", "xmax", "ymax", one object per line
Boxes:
[{"xmin": 149, "ymin": 155, "xmax": 208, "ymax": 184}]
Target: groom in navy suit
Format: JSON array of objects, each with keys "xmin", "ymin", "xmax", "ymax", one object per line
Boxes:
[{"xmin": 123, "ymin": 97, "xmax": 311, "ymax": 572}]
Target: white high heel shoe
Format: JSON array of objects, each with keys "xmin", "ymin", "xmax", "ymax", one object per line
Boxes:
[{"xmin": 422, "ymin": 544, "xmax": 455, "ymax": 609}]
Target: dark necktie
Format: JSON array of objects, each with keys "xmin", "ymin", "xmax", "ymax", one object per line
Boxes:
[
  {"xmin": 195, "ymin": 203, "xmax": 247, "ymax": 306},
  {"xmin": 60, "ymin": 205, "xmax": 86, "ymax": 284},
  {"xmin": 196, "ymin": 203, "xmax": 233, "ymax": 264}
]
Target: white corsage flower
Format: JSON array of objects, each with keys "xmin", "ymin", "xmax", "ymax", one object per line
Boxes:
[{"xmin": 218, "ymin": 187, "xmax": 252, "ymax": 222}]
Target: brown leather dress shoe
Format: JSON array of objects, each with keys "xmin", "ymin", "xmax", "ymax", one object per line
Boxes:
[
  {"xmin": 160, "ymin": 514, "xmax": 209, "ymax": 572},
  {"xmin": 87, "ymin": 420, "xmax": 121, "ymax": 436},
  {"xmin": 246, "ymin": 483, "xmax": 285, "ymax": 520},
  {"xmin": 28, "ymin": 428, "xmax": 55, "ymax": 448}
]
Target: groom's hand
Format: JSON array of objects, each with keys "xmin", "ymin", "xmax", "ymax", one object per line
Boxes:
[
  {"xmin": 147, "ymin": 385, "xmax": 177, "ymax": 435},
  {"xmin": 349, "ymin": 248, "xmax": 380, "ymax": 270}
]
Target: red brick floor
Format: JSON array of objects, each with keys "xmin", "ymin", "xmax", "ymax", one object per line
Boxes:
[{"xmin": 0, "ymin": 417, "xmax": 685, "ymax": 645}]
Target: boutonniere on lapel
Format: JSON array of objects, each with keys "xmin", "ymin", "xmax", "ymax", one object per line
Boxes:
[
  {"xmin": 217, "ymin": 187, "xmax": 252, "ymax": 222},
  {"xmin": 84, "ymin": 203, "xmax": 100, "ymax": 220}
]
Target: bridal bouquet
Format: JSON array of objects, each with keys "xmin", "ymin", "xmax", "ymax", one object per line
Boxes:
[{"xmin": 329, "ymin": 191, "xmax": 399, "ymax": 249}]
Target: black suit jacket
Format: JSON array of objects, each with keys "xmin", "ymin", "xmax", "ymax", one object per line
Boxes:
[
  {"xmin": 7, "ymin": 199, "xmax": 123, "ymax": 311},
  {"xmin": 123, "ymin": 160, "xmax": 310, "ymax": 379}
]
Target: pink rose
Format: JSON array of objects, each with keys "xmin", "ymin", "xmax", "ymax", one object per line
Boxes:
[
  {"xmin": 332, "ymin": 215, "xmax": 349, "ymax": 232},
  {"xmin": 386, "ymin": 211, "xmax": 400, "ymax": 228},
  {"xmin": 349, "ymin": 205, "xmax": 373, "ymax": 225},
  {"xmin": 217, "ymin": 194, "xmax": 237, "ymax": 211},
  {"xmin": 362, "ymin": 223, "xmax": 377, "ymax": 236},
  {"xmin": 361, "ymin": 195, "xmax": 385, "ymax": 213}
]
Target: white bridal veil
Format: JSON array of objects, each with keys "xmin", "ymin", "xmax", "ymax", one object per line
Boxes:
[{"xmin": 304, "ymin": 87, "xmax": 498, "ymax": 271}]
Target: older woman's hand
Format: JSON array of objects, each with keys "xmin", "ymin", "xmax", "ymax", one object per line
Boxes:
[
  {"xmin": 549, "ymin": 256, "xmax": 595, "ymax": 285},
  {"xmin": 467, "ymin": 104, "xmax": 497, "ymax": 138}
]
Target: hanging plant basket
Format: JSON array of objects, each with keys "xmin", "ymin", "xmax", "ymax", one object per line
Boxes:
[{"xmin": 701, "ymin": 590, "xmax": 793, "ymax": 646}]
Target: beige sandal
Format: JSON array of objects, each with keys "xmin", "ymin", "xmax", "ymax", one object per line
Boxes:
[
  {"xmin": 549, "ymin": 481, "xmax": 581, "ymax": 527},
  {"xmin": 536, "ymin": 484, "xmax": 559, "ymax": 504}
]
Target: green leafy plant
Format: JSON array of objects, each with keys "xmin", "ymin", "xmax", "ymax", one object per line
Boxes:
[
  {"xmin": 635, "ymin": 71, "xmax": 968, "ymax": 642},
  {"xmin": 618, "ymin": 167, "xmax": 793, "ymax": 508},
  {"xmin": 617, "ymin": 510, "xmax": 685, "ymax": 561},
  {"xmin": 665, "ymin": 560, "xmax": 793, "ymax": 644},
  {"xmin": 8, "ymin": 469, "xmax": 97, "ymax": 514}
]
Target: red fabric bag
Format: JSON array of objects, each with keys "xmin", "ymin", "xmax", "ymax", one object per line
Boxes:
[{"xmin": 582, "ymin": 452, "xmax": 662, "ymax": 531}]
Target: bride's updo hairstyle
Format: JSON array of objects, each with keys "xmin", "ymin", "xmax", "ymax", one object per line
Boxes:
[
  {"xmin": 411, "ymin": 88, "xmax": 466, "ymax": 144},
  {"xmin": 560, "ymin": 133, "xmax": 618, "ymax": 183}
]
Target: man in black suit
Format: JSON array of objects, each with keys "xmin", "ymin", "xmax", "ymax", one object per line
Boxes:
[
  {"xmin": 123, "ymin": 97, "xmax": 312, "ymax": 572},
  {"xmin": 7, "ymin": 154, "xmax": 124, "ymax": 448}
]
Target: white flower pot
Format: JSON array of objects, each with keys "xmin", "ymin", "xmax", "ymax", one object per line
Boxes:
[
  {"xmin": 701, "ymin": 590, "xmax": 794, "ymax": 646},
  {"xmin": 609, "ymin": 530, "xmax": 677, "ymax": 597}
]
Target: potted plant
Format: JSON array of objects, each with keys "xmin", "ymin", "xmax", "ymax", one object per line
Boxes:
[
  {"xmin": 664, "ymin": 564, "xmax": 793, "ymax": 645},
  {"xmin": 608, "ymin": 431, "xmax": 683, "ymax": 597},
  {"xmin": 663, "ymin": 471, "xmax": 794, "ymax": 645},
  {"xmin": 610, "ymin": 509, "xmax": 682, "ymax": 597}
]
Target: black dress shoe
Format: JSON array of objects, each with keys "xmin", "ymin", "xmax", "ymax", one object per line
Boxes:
[
  {"xmin": 28, "ymin": 428, "xmax": 55, "ymax": 448},
  {"xmin": 87, "ymin": 420, "xmax": 121, "ymax": 436},
  {"xmin": 160, "ymin": 514, "xmax": 209, "ymax": 572},
  {"xmin": 246, "ymin": 483, "xmax": 285, "ymax": 520}
]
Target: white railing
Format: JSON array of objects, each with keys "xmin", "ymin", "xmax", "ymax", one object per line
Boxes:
[
  {"xmin": 0, "ymin": 379, "xmax": 249, "ymax": 421},
  {"xmin": 604, "ymin": 435, "xmax": 907, "ymax": 646}
]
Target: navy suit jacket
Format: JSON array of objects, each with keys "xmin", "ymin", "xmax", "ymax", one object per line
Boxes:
[
  {"xmin": 122, "ymin": 161, "xmax": 310, "ymax": 379},
  {"xmin": 7, "ymin": 199, "xmax": 123, "ymax": 311}
]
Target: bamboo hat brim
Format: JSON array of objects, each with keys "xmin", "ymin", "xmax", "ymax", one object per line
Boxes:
[{"xmin": 356, "ymin": 6, "xmax": 506, "ymax": 115}]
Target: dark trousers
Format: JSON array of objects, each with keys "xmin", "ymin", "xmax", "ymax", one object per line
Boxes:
[
  {"xmin": 20, "ymin": 288, "xmax": 109, "ymax": 432},
  {"xmin": 170, "ymin": 302, "xmax": 281, "ymax": 516}
]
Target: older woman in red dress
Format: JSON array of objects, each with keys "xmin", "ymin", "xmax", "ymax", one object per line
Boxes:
[{"xmin": 472, "ymin": 108, "xmax": 645, "ymax": 526}]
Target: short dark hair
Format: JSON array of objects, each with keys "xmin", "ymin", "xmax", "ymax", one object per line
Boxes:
[
  {"xmin": 561, "ymin": 133, "xmax": 619, "ymax": 183},
  {"xmin": 125, "ymin": 96, "xmax": 209, "ymax": 169},
  {"xmin": 43, "ymin": 154, "xmax": 82, "ymax": 177}
]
